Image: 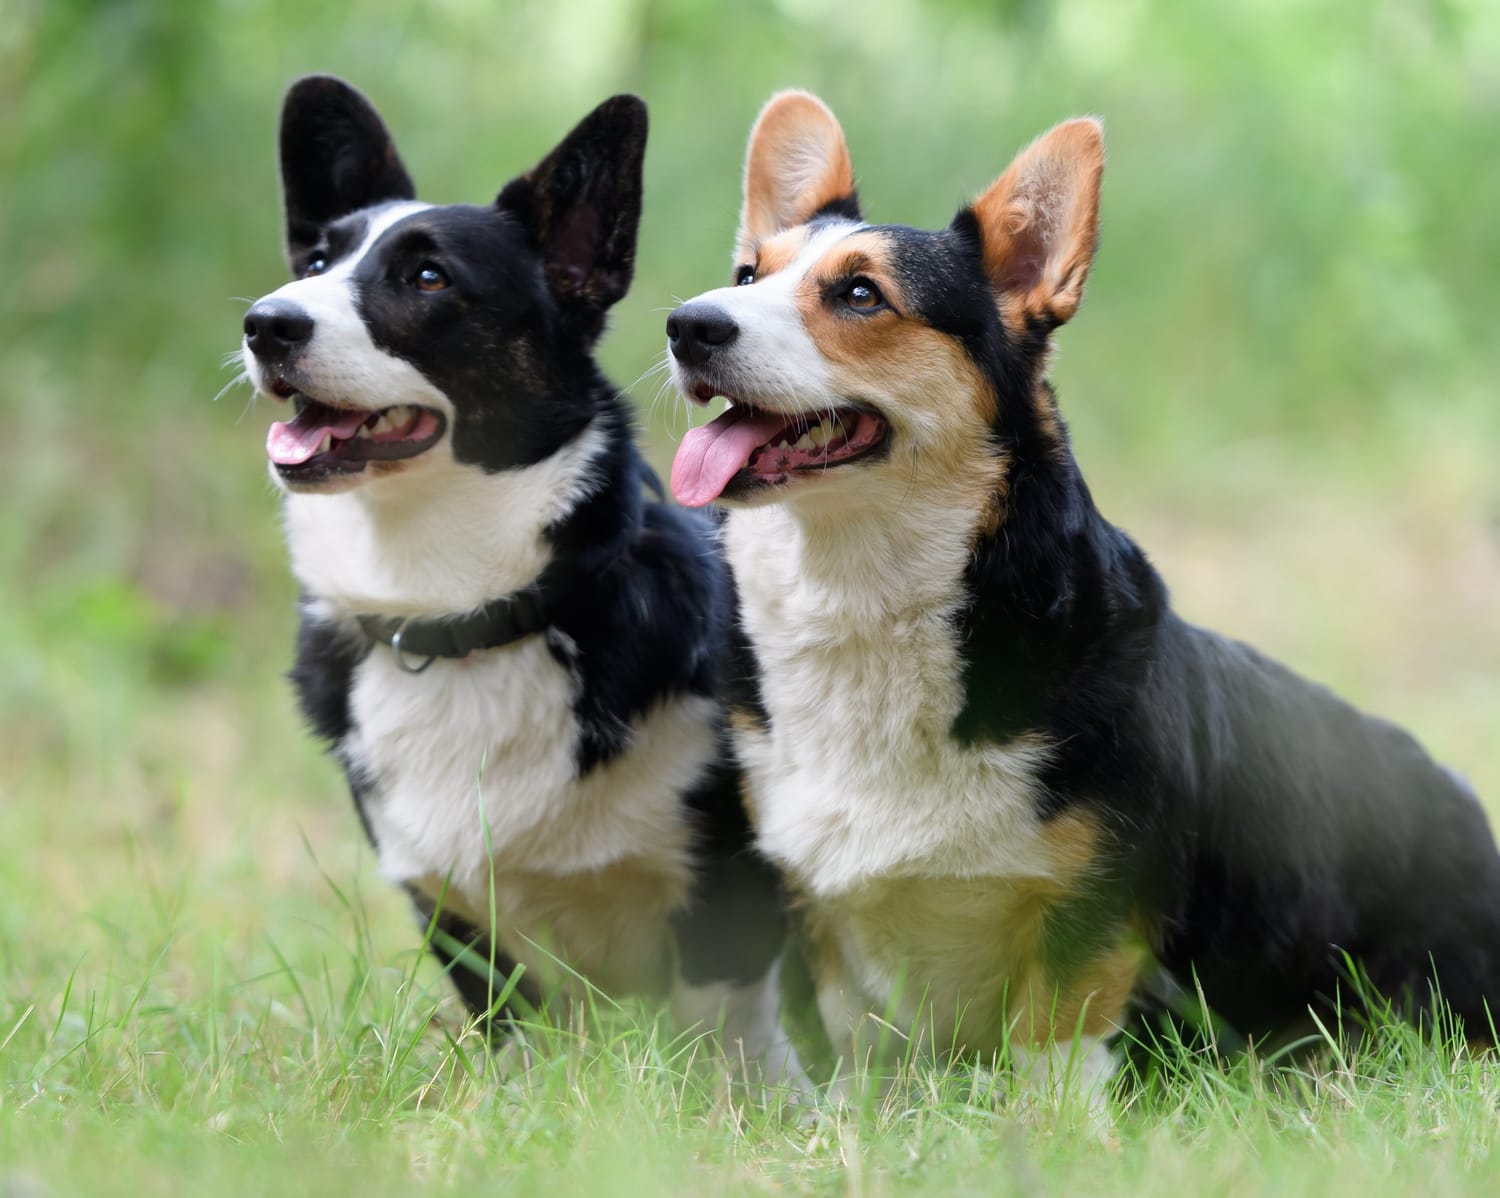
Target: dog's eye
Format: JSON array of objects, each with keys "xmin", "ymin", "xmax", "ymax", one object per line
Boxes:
[
  {"xmin": 841, "ymin": 278, "xmax": 885, "ymax": 311},
  {"xmin": 415, "ymin": 263, "xmax": 449, "ymax": 292},
  {"xmin": 303, "ymin": 255, "xmax": 328, "ymax": 278},
  {"xmin": 734, "ymin": 265, "xmax": 755, "ymax": 286}
]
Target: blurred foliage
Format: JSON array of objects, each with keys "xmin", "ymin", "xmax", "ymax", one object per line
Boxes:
[{"xmin": 2, "ymin": 0, "xmax": 1498, "ymax": 800}]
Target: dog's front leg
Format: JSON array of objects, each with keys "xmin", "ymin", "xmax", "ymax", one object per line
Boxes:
[
  {"xmin": 407, "ymin": 889, "xmax": 532, "ymax": 1039},
  {"xmin": 669, "ymin": 847, "xmax": 809, "ymax": 1092},
  {"xmin": 1010, "ymin": 1033, "xmax": 1117, "ymax": 1120},
  {"xmin": 671, "ymin": 954, "xmax": 807, "ymax": 1093}
]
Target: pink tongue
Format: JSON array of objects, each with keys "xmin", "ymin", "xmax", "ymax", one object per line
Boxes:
[
  {"xmin": 266, "ymin": 406, "xmax": 371, "ymax": 466},
  {"xmin": 671, "ymin": 406, "xmax": 791, "ymax": 507}
]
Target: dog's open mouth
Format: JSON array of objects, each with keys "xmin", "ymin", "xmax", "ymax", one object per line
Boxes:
[
  {"xmin": 266, "ymin": 393, "xmax": 446, "ymax": 479},
  {"xmin": 670, "ymin": 389, "xmax": 888, "ymax": 508}
]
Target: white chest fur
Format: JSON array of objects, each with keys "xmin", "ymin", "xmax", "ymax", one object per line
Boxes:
[
  {"xmin": 282, "ymin": 423, "xmax": 607, "ymax": 616},
  {"xmin": 723, "ymin": 502, "xmax": 1055, "ymax": 899},
  {"xmin": 722, "ymin": 501, "xmax": 1116, "ymax": 1064},
  {"xmin": 343, "ymin": 636, "xmax": 717, "ymax": 996}
]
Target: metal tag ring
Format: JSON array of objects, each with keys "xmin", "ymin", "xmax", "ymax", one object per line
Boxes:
[{"xmin": 390, "ymin": 621, "xmax": 436, "ymax": 675}]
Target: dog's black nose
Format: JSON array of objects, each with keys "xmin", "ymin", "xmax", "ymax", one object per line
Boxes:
[
  {"xmin": 667, "ymin": 302, "xmax": 738, "ymax": 368},
  {"xmin": 243, "ymin": 299, "xmax": 314, "ymax": 361}
]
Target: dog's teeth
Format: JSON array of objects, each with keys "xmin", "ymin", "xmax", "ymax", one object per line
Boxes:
[
  {"xmin": 356, "ymin": 424, "xmax": 372, "ymax": 439},
  {"xmin": 390, "ymin": 405, "xmax": 410, "ymax": 426},
  {"xmin": 794, "ymin": 432, "xmax": 816, "ymax": 451},
  {"xmin": 317, "ymin": 435, "xmax": 333, "ymax": 455},
  {"xmin": 371, "ymin": 414, "xmax": 393, "ymax": 435},
  {"xmin": 810, "ymin": 423, "xmax": 831, "ymax": 448},
  {"xmin": 775, "ymin": 439, "xmax": 792, "ymax": 451}
]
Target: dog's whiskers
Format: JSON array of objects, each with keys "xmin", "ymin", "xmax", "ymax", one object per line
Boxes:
[
  {"xmin": 212, "ymin": 368, "xmax": 251, "ymax": 407},
  {"xmin": 615, "ymin": 355, "xmax": 674, "ymax": 404}
]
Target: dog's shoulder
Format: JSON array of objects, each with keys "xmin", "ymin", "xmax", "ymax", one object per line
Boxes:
[
  {"xmin": 538, "ymin": 447, "xmax": 735, "ymax": 772},
  {"xmin": 288, "ymin": 599, "xmax": 371, "ymax": 744}
]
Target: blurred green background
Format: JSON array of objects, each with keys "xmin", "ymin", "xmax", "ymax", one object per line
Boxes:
[{"xmin": 2, "ymin": 0, "xmax": 1497, "ymax": 1011}]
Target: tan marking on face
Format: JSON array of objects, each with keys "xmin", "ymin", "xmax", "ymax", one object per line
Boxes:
[
  {"xmin": 975, "ymin": 495, "xmax": 1004, "ymax": 543},
  {"xmin": 741, "ymin": 227, "xmax": 811, "ymax": 280},
  {"xmin": 1032, "ymin": 379, "xmax": 1067, "ymax": 460},
  {"xmin": 785, "ymin": 230, "xmax": 1007, "ymax": 530}
]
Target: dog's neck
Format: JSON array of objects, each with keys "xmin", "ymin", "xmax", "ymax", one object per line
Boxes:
[
  {"xmin": 283, "ymin": 418, "xmax": 610, "ymax": 619},
  {"xmin": 728, "ymin": 472, "xmax": 1000, "ymax": 626},
  {"xmin": 726, "ymin": 419, "xmax": 1113, "ymax": 636}
]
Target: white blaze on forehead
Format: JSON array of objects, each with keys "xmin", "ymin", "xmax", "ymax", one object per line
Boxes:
[
  {"xmin": 319, "ymin": 200, "xmax": 434, "ymax": 281},
  {"xmin": 242, "ymin": 201, "xmax": 451, "ymax": 414},
  {"xmin": 264, "ymin": 200, "xmax": 432, "ymax": 302},
  {"xmin": 670, "ymin": 221, "xmax": 861, "ymax": 410}
]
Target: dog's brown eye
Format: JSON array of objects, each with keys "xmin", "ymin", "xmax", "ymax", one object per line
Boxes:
[
  {"xmin": 842, "ymin": 278, "xmax": 884, "ymax": 310},
  {"xmin": 415, "ymin": 264, "xmax": 449, "ymax": 292},
  {"xmin": 303, "ymin": 255, "xmax": 328, "ymax": 278},
  {"xmin": 735, "ymin": 265, "xmax": 755, "ymax": 286}
]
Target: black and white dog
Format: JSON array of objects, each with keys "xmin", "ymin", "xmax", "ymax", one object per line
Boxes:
[
  {"xmin": 240, "ymin": 76, "xmax": 795, "ymax": 1073},
  {"xmin": 665, "ymin": 91, "xmax": 1500, "ymax": 1098}
]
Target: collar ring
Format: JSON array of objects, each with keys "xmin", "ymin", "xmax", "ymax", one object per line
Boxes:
[{"xmin": 390, "ymin": 621, "xmax": 437, "ymax": 675}]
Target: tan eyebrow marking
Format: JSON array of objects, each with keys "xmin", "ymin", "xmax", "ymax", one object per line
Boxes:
[
  {"xmin": 745, "ymin": 228, "xmax": 811, "ymax": 279},
  {"xmin": 803, "ymin": 232, "xmax": 906, "ymax": 311}
]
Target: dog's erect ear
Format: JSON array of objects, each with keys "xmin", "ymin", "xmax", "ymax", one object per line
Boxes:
[
  {"xmin": 738, "ymin": 90, "xmax": 859, "ymax": 254},
  {"xmin": 496, "ymin": 95, "xmax": 647, "ymax": 317},
  {"xmin": 278, "ymin": 75, "xmax": 416, "ymax": 267},
  {"xmin": 964, "ymin": 118, "xmax": 1103, "ymax": 329}
]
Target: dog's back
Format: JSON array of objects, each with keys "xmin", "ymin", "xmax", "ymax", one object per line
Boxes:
[{"xmin": 1142, "ymin": 618, "xmax": 1500, "ymax": 1036}]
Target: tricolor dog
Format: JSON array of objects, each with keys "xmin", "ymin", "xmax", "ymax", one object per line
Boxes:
[
  {"xmin": 666, "ymin": 90, "xmax": 1500, "ymax": 1096},
  {"xmin": 240, "ymin": 76, "xmax": 795, "ymax": 1076}
]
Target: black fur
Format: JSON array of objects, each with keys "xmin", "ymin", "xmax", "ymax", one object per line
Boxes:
[
  {"xmin": 872, "ymin": 207, "xmax": 1500, "ymax": 1040},
  {"xmin": 496, "ymin": 95, "xmax": 647, "ymax": 336},
  {"xmin": 287, "ymin": 609, "xmax": 370, "ymax": 744},
  {"xmin": 272, "ymin": 76, "xmax": 785, "ymax": 1025},
  {"xmin": 809, "ymin": 194, "xmax": 863, "ymax": 225},
  {"xmin": 406, "ymin": 887, "xmax": 539, "ymax": 1025},
  {"xmin": 279, "ymin": 76, "xmax": 416, "ymax": 264},
  {"xmin": 674, "ymin": 755, "xmax": 788, "ymax": 987}
]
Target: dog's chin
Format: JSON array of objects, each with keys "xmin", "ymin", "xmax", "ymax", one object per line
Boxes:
[
  {"xmin": 272, "ymin": 457, "xmax": 404, "ymax": 495},
  {"xmin": 715, "ymin": 468, "xmax": 844, "ymax": 509},
  {"xmin": 273, "ymin": 442, "xmax": 453, "ymax": 494}
]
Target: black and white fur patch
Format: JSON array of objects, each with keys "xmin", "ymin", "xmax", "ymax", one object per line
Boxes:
[{"xmin": 240, "ymin": 76, "xmax": 797, "ymax": 1078}]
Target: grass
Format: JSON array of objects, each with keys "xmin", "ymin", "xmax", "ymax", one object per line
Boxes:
[
  {"xmin": 4, "ymin": 0, "xmax": 1499, "ymax": 1191},
  {"xmin": 5, "ymin": 840, "xmax": 1500, "ymax": 1198}
]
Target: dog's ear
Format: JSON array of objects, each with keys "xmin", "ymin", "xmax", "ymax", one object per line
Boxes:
[
  {"xmin": 738, "ymin": 91, "xmax": 860, "ymax": 255},
  {"xmin": 496, "ymin": 95, "xmax": 647, "ymax": 320},
  {"xmin": 278, "ymin": 75, "xmax": 416, "ymax": 268},
  {"xmin": 963, "ymin": 117, "xmax": 1103, "ymax": 329}
]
